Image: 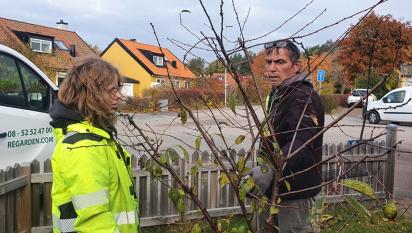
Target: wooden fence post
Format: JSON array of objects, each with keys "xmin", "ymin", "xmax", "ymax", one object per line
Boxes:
[
  {"xmin": 43, "ymin": 159, "xmax": 53, "ymax": 226},
  {"xmin": 6, "ymin": 166, "xmax": 15, "ymax": 233},
  {"xmin": 20, "ymin": 163, "xmax": 32, "ymax": 233},
  {"xmin": 385, "ymin": 124, "xmax": 398, "ymax": 199},
  {"xmin": 0, "ymin": 169, "xmax": 6, "ymax": 233}
]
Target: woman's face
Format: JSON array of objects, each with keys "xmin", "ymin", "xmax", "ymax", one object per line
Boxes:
[{"xmin": 104, "ymin": 76, "xmax": 122, "ymax": 113}]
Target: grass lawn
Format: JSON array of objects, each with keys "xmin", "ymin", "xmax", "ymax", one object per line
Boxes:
[
  {"xmin": 320, "ymin": 207, "xmax": 412, "ymax": 233},
  {"xmin": 141, "ymin": 208, "xmax": 412, "ymax": 233}
]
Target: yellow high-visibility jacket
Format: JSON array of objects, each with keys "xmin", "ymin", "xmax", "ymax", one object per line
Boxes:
[{"xmin": 51, "ymin": 121, "xmax": 139, "ymax": 233}]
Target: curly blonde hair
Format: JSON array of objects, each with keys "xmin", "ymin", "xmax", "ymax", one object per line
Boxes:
[{"xmin": 58, "ymin": 58, "xmax": 120, "ymax": 131}]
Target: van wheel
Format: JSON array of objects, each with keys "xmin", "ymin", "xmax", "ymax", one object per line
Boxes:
[{"xmin": 368, "ymin": 111, "xmax": 380, "ymax": 124}]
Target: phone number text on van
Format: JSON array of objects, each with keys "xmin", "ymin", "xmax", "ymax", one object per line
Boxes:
[{"xmin": 7, "ymin": 127, "xmax": 53, "ymax": 138}]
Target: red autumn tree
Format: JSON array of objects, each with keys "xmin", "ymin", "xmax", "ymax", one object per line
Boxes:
[{"xmin": 339, "ymin": 11, "xmax": 412, "ymax": 86}]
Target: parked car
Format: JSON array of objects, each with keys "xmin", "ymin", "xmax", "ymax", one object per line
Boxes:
[
  {"xmin": 366, "ymin": 86, "xmax": 412, "ymax": 124},
  {"xmin": 0, "ymin": 44, "xmax": 58, "ymax": 169},
  {"xmin": 347, "ymin": 89, "xmax": 377, "ymax": 107}
]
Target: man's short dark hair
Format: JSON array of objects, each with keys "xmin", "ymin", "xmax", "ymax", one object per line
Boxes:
[{"xmin": 264, "ymin": 39, "xmax": 300, "ymax": 63}]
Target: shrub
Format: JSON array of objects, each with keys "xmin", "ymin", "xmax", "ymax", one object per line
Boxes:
[
  {"xmin": 320, "ymin": 94, "xmax": 348, "ymax": 114},
  {"xmin": 120, "ymin": 87, "xmax": 226, "ymax": 112}
]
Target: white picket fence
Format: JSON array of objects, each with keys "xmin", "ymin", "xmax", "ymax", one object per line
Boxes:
[{"xmin": 0, "ymin": 125, "xmax": 397, "ymax": 233}]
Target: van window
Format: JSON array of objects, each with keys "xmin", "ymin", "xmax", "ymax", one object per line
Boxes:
[
  {"xmin": 352, "ymin": 90, "xmax": 367, "ymax": 96},
  {"xmin": 0, "ymin": 53, "xmax": 26, "ymax": 108},
  {"xmin": 18, "ymin": 61, "xmax": 49, "ymax": 111},
  {"xmin": 384, "ymin": 90, "xmax": 406, "ymax": 104}
]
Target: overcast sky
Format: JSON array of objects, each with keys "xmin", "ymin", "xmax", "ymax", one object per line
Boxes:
[{"xmin": 0, "ymin": 0, "xmax": 410, "ymax": 62}]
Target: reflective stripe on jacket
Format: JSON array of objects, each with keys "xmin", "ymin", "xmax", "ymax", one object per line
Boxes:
[{"xmin": 51, "ymin": 121, "xmax": 139, "ymax": 233}]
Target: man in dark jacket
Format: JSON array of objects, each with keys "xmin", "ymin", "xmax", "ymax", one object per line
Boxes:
[{"xmin": 251, "ymin": 39, "xmax": 324, "ymax": 233}]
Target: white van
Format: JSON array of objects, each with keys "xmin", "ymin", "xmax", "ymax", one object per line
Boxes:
[
  {"xmin": 366, "ymin": 86, "xmax": 412, "ymax": 124},
  {"xmin": 0, "ymin": 44, "xmax": 58, "ymax": 169}
]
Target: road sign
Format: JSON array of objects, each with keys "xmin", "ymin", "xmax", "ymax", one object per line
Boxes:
[{"xmin": 317, "ymin": 69, "xmax": 325, "ymax": 82}]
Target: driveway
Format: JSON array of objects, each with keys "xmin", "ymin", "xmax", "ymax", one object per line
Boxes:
[{"xmin": 117, "ymin": 106, "xmax": 412, "ymax": 216}]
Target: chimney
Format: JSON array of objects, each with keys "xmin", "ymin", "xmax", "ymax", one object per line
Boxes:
[
  {"xmin": 69, "ymin": 45, "xmax": 76, "ymax": 57},
  {"xmin": 56, "ymin": 19, "xmax": 68, "ymax": 30},
  {"xmin": 171, "ymin": 61, "xmax": 177, "ymax": 68}
]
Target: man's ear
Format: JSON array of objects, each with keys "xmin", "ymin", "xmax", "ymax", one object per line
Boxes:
[{"xmin": 293, "ymin": 60, "xmax": 302, "ymax": 73}]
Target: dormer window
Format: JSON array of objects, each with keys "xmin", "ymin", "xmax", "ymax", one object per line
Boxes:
[
  {"xmin": 54, "ymin": 40, "xmax": 68, "ymax": 50},
  {"xmin": 30, "ymin": 38, "xmax": 52, "ymax": 53},
  {"xmin": 153, "ymin": 56, "xmax": 164, "ymax": 66}
]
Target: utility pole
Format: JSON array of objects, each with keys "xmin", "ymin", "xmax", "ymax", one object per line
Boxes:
[{"xmin": 224, "ymin": 25, "xmax": 233, "ymax": 107}]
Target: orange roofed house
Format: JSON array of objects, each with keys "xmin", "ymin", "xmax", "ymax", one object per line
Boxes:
[
  {"xmin": 0, "ymin": 17, "xmax": 97, "ymax": 85},
  {"xmin": 101, "ymin": 38, "xmax": 196, "ymax": 97}
]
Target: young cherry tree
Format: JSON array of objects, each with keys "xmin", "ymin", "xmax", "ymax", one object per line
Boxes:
[{"xmin": 116, "ymin": 0, "xmax": 409, "ymax": 232}]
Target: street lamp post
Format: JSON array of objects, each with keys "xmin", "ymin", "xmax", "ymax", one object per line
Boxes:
[
  {"xmin": 224, "ymin": 67, "xmax": 228, "ymax": 107},
  {"xmin": 223, "ymin": 25, "xmax": 233, "ymax": 108}
]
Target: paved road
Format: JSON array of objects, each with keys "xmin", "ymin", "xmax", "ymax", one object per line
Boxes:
[{"xmin": 116, "ymin": 106, "xmax": 412, "ymax": 215}]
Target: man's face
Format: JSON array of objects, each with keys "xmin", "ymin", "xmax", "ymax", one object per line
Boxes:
[{"xmin": 265, "ymin": 48, "xmax": 301, "ymax": 87}]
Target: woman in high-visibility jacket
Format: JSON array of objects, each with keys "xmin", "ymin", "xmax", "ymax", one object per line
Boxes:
[{"xmin": 49, "ymin": 58, "xmax": 139, "ymax": 233}]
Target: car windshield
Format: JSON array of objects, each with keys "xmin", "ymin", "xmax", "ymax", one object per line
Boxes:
[{"xmin": 352, "ymin": 90, "xmax": 367, "ymax": 96}]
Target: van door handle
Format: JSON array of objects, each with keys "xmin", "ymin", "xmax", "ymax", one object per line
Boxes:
[{"xmin": 0, "ymin": 132, "xmax": 7, "ymax": 138}]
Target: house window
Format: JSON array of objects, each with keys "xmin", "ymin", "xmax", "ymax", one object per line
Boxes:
[
  {"xmin": 151, "ymin": 82, "xmax": 160, "ymax": 88},
  {"xmin": 172, "ymin": 80, "xmax": 180, "ymax": 88},
  {"xmin": 56, "ymin": 72, "xmax": 67, "ymax": 87},
  {"xmin": 54, "ymin": 40, "xmax": 68, "ymax": 50},
  {"xmin": 185, "ymin": 81, "xmax": 190, "ymax": 89},
  {"xmin": 151, "ymin": 78, "xmax": 165, "ymax": 88},
  {"xmin": 153, "ymin": 56, "xmax": 164, "ymax": 66},
  {"xmin": 120, "ymin": 83, "xmax": 134, "ymax": 97},
  {"xmin": 30, "ymin": 38, "xmax": 52, "ymax": 53},
  {"xmin": 156, "ymin": 78, "xmax": 165, "ymax": 84}
]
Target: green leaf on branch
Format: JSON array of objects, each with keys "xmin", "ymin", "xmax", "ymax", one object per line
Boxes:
[
  {"xmin": 219, "ymin": 173, "xmax": 230, "ymax": 188},
  {"xmin": 239, "ymin": 187, "xmax": 246, "ymax": 202},
  {"xmin": 235, "ymin": 135, "xmax": 245, "ymax": 145},
  {"xmin": 177, "ymin": 189, "xmax": 185, "ymax": 196},
  {"xmin": 177, "ymin": 199, "xmax": 185, "ymax": 215},
  {"xmin": 237, "ymin": 157, "xmax": 246, "ymax": 174},
  {"xmin": 167, "ymin": 148, "xmax": 179, "ymax": 162},
  {"xmin": 246, "ymin": 176, "xmax": 255, "ymax": 191},
  {"xmin": 177, "ymin": 108, "xmax": 187, "ymax": 124},
  {"xmin": 191, "ymin": 165, "xmax": 199, "ymax": 175},
  {"xmin": 284, "ymin": 180, "xmax": 291, "ymax": 192},
  {"xmin": 344, "ymin": 195, "xmax": 373, "ymax": 223},
  {"xmin": 272, "ymin": 141, "xmax": 283, "ymax": 157},
  {"xmin": 256, "ymin": 155, "xmax": 273, "ymax": 172},
  {"xmin": 320, "ymin": 214, "xmax": 334, "ymax": 223},
  {"xmin": 258, "ymin": 196, "xmax": 268, "ymax": 213},
  {"xmin": 177, "ymin": 145, "xmax": 190, "ymax": 161},
  {"xmin": 169, "ymin": 188, "xmax": 186, "ymax": 216},
  {"xmin": 168, "ymin": 188, "xmax": 181, "ymax": 204},
  {"xmin": 191, "ymin": 223, "xmax": 201, "ymax": 233},
  {"xmin": 195, "ymin": 136, "xmax": 202, "ymax": 150},
  {"xmin": 270, "ymin": 206, "xmax": 279, "ymax": 215},
  {"xmin": 229, "ymin": 92, "xmax": 237, "ymax": 114},
  {"xmin": 153, "ymin": 164, "xmax": 162, "ymax": 177},
  {"xmin": 159, "ymin": 153, "xmax": 169, "ymax": 165},
  {"xmin": 196, "ymin": 158, "xmax": 204, "ymax": 167},
  {"xmin": 250, "ymin": 198, "xmax": 257, "ymax": 212},
  {"xmin": 340, "ymin": 179, "xmax": 377, "ymax": 199}
]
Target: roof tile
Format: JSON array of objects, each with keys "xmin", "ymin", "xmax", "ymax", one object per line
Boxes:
[
  {"xmin": 118, "ymin": 39, "xmax": 195, "ymax": 79},
  {"xmin": 0, "ymin": 17, "xmax": 97, "ymax": 71}
]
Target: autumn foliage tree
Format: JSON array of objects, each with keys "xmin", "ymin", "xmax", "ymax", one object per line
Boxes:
[{"xmin": 339, "ymin": 11, "xmax": 412, "ymax": 87}]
